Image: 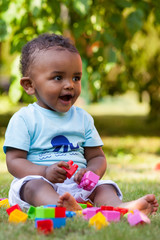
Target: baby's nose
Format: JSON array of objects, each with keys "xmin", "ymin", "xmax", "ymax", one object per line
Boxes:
[{"xmin": 64, "ymin": 79, "xmax": 74, "ymax": 89}]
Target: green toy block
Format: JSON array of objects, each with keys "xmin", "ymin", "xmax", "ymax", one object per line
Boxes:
[
  {"xmin": 27, "ymin": 206, "xmax": 36, "ymax": 219},
  {"xmin": 78, "ymin": 203, "xmax": 87, "ymax": 209},
  {"xmin": 36, "ymin": 207, "xmax": 55, "ymax": 218}
]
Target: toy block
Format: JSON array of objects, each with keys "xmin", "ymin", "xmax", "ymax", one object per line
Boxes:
[
  {"xmin": 123, "ymin": 210, "xmax": 134, "ymax": 219},
  {"xmin": 101, "ymin": 210, "xmax": 120, "ymax": 222},
  {"xmin": 66, "ymin": 211, "xmax": 76, "ymax": 218},
  {"xmin": 0, "ymin": 198, "xmax": 10, "ymax": 208},
  {"xmin": 113, "ymin": 207, "xmax": 128, "ymax": 215},
  {"xmin": 86, "ymin": 201, "xmax": 93, "ymax": 207},
  {"xmin": 35, "ymin": 206, "xmax": 55, "ymax": 218},
  {"xmin": 6, "ymin": 204, "xmax": 21, "ymax": 215},
  {"xmin": 127, "ymin": 210, "xmax": 151, "ymax": 226},
  {"xmin": 82, "ymin": 207, "xmax": 100, "ymax": 220},
  {"xmin": 9, "ymin": 209, "xmax": 28, "ymax": 223},
  {"xmin": 55, "ymin": 207, "xmax": 66, "ymax": 217},
  {"xmin": 0, "ymin": 198, "xmax": 7, "ymax": 201},
  {"xmin": 52, "ymin": 218, "xmax": 66, "ymax": 228},
  {"xmin": 75, "ymin": 210, "xmax": 83, "ymax": 216},
  {"xmin": 37, "ymin": 219, "xmax": 53, "ymax": 235},
  {"xmin": 43, "ymin": 205, "xmax": 57, "ymax": 208},
  {"xmin": 62, "ymin": 160, "xmax": 78, "ymax": 178},
  {"xmin": 35, "ymin": 218, "xmax": 66, "ymax": 229},
  {"xmin": 79, "ymin": 171, "xmax": 100, "ymax": 191},
  {"xmin": 89, "ymin": 212, "xmax": 109, "ymax": 230},
  {"xmin": 27, "ymin": 206, "xmax": 36, "ymax": 219},
  {"xmin": 78, "ymin": 203, "xmax": 87, "ymax": 209},
  {"xmin": 101, "ymin": 206, "xmax": 114, "ymax": 211}
]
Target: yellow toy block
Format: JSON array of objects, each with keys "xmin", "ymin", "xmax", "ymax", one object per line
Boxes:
[
  {"xmin": 89, "ymin": 212, "xmax": 109, "ymax": 230},
  {"xmin": 0, "ymin": 199, "xmax": 10, "ymax": 208},
  {"xmin": 75, "ymin": 210, "xmax": 83, "ymax": 216},
  {"xmin": 9, "ymin": 209, "xmax": 28, "ymax": 224}
]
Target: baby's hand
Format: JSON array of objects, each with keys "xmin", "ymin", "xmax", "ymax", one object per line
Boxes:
[
  {"xmin": 45, "ymin": 161, "xmax": 70, "ymax": 183},
  {"xmin": 74, "ymin": 168, "xmax": 87, "ymax": 185}
]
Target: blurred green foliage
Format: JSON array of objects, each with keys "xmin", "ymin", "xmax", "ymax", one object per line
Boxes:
[{"xmin": 1, "ymin": 0, "xmax": 160, "ymax": 117}]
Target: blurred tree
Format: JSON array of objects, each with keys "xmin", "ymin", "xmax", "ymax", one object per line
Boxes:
[{"xmin": 1, "ymin": 0, "xmax": 160, "ymax": 116}]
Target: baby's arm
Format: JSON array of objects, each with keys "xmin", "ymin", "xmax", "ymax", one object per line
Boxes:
[
  {"xmin": 74, "ymin": 146, "xmax": 107, "ymax": 184},
  {"xmin": 6, "ymin": 147, "xmax": 70, "ymax": 183}
]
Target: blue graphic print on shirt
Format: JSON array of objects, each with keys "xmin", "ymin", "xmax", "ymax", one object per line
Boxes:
[{"xmin": 51, "ymin": 135, "xmax": 79, "ymax": 153}]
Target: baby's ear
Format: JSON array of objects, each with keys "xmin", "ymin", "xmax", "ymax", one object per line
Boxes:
[{"xmin": 20, "ymin": 77, "xmax": 35, "ymax": 95}]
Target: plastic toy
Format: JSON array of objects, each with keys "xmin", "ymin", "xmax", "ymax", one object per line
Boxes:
[
  {"xmin": 6, "ymin": 204, "xmax": 21, "ymax": 215},
  {"xmin": 65, "ymin": 211, "xmax": 76, "ymax": 218},
  {"xmin": 35, "ymin": 206, "xmax": 55, "ymax": 218},
  {"xmin": 89, "ymin": 212, "xmax": 109, "ymax": 230},
  {"xmin": 37, "ymin": 219, "xmax": 53, "ymax": 234},
  {"xmin": 27, "ymin": 206, "xmax": 36, "ymax": 219},
  {"xmin": 127, "ymin": 210, "xmax": 151, "ymax": 226},
  {"xmin": 79, "ymin": 171, "xmax": 100, "ymax": 191},
  {"xmin": 0, "ymin": 198, "xmax": 10, "ymax": 208},
  {"xmin": 55, "ymin": 207, "xmax": 66, "ymax": 218},
  {"xmin": 35, "ymin": 218, "xmax": 66, "ymax": 229},
  {"xmin": 82, "ymin": 207, "xmax": 100, "ymax": 220},
  {"xmin": 101, "ymin": 210, "xmax": 120, "ymax": 222},
  {"xmin": 101, "ymin": 206, "xmax": 114, "ymax": 211},
  {"xmin": 78, "ymin": 203, "xmax": 87, "ymax": 209},
  {"xmin": 9, "ymin": 209, "xmax": 28, "ymax": 223},
  {"xmin": 113, "ymin": 207, "xmax": 128, "ymax": 215},
  {"xmin": 62, "ymin": 160, "xmax": 78, "ymax": 178}
]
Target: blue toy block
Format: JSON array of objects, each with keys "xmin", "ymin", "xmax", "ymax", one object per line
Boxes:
[
  {"xmin": 66, "ymin": 211, "xmax": 76, "ymax": 218},
  {"xmin": 52, "ymin": 218, "xmax": 66, "ymax": 228},
  {"xmin": 43, "ymin": 205, "xmax": 57, "ymax": 208}
]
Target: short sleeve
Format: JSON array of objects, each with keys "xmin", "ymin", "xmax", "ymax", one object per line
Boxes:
[
  {"xmin": 3, "ymin": 112, "xmax": 31, "ymax": 153},
  {"xmin": 82, "ymin": 113, "xmax": 103, "ymax": 147}
]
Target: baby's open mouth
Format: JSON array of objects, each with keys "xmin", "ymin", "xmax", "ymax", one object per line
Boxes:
[{"xmin": 59, "ymin": 94, "xmax": 73, "ymax": 101}]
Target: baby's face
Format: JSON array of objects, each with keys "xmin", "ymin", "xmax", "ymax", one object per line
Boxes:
[{"xmin": 30, "ymin": 47, "xmax": 82, "ymax": 113}]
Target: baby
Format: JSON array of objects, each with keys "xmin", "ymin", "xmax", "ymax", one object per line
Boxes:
[{"xmin": 3, "ymin": 33, "xmax": 158, "ymax": 214}]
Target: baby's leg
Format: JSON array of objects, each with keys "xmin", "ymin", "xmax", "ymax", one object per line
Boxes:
[
  {"xmin": 20, "ymin": 179, "xmax": 82, "ymax": 211},
  {"xmin": 89, "ymin": 184, "xmax": 158, "ymax": 215},
  {"xmin": 20, "ymin": 179, "xmax": 60, "ymax": 206}
]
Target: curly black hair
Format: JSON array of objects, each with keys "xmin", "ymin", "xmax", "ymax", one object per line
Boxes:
[{"xmin": 20, "ymin": 33, "xmax": 79, "ymax": 77}]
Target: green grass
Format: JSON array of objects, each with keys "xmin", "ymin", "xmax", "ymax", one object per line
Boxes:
[{"xmin": 1, "ymin": 96, "xmax": 160, "ymax": 239}]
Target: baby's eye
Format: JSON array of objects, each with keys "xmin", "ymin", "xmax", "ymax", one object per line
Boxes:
[
  {"xmin": 73, "ymin": 76, "xmax": 81, "ymax": 81},
  {"xmin": 54, "ymin": 76, "xmax": 62, "ymax": 81}
]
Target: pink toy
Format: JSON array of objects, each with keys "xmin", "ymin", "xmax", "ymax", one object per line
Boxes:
[
  {"xmin": 79, "ymin": 171, "xmax": 100, "ymax": 191},
  {"xmin": 101, "ymin": 210, "xmax": 121, "ymax": 222},
  {"xmin": 127, "ymin": 210, "xmax": 151, "ymax": 226},
  {"xmin": 62, "ymin": 160, "xmax": 78, "ymax": 179},
  {"xmin": 82, "ymin": 207, "xmax": 100, "ymax": 220}
]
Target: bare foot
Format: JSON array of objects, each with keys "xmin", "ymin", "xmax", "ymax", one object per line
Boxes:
[
  {"xmin": 57, "ymin": 192, "xmax": 82, "ymax": 211},
  {"xmin": 119, "ymin": 194, "xmax": 159, "ymax": 215}
]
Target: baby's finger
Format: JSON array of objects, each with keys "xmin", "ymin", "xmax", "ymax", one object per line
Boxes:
[{"xmin": 58, "ymin": 161, "xmax": 70, "ymax": 169}]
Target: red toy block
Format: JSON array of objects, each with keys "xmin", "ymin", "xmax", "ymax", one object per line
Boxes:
[
  {"xmin": 78, "ymin": 171, "xmax": 100, "ymax": 191},
  {"xmin": 6, "ymin": 204, "xmax": 21, "ymax": 215},
  {"xmin": 101, "ymin": 206, "xmax": 114, "ymax": 211},
  {"xmin": 62, "ymin": 160, "xmax": 78, "ymax": 179},
  {"xmin": 55, "ymin": 207, "xmax": 66, "ymax": 218},
  {"xmin": 113, "ymin": 207, "xmax": 128, "ymax": 215},
  {"xmin": 37, "ymin": 219, "xmax": 53, "ymax": 235}
]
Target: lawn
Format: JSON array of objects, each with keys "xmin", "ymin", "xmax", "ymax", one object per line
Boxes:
[{"xmin": 0, "ymin": 95, "xmax": 160, "ymax": 240}]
